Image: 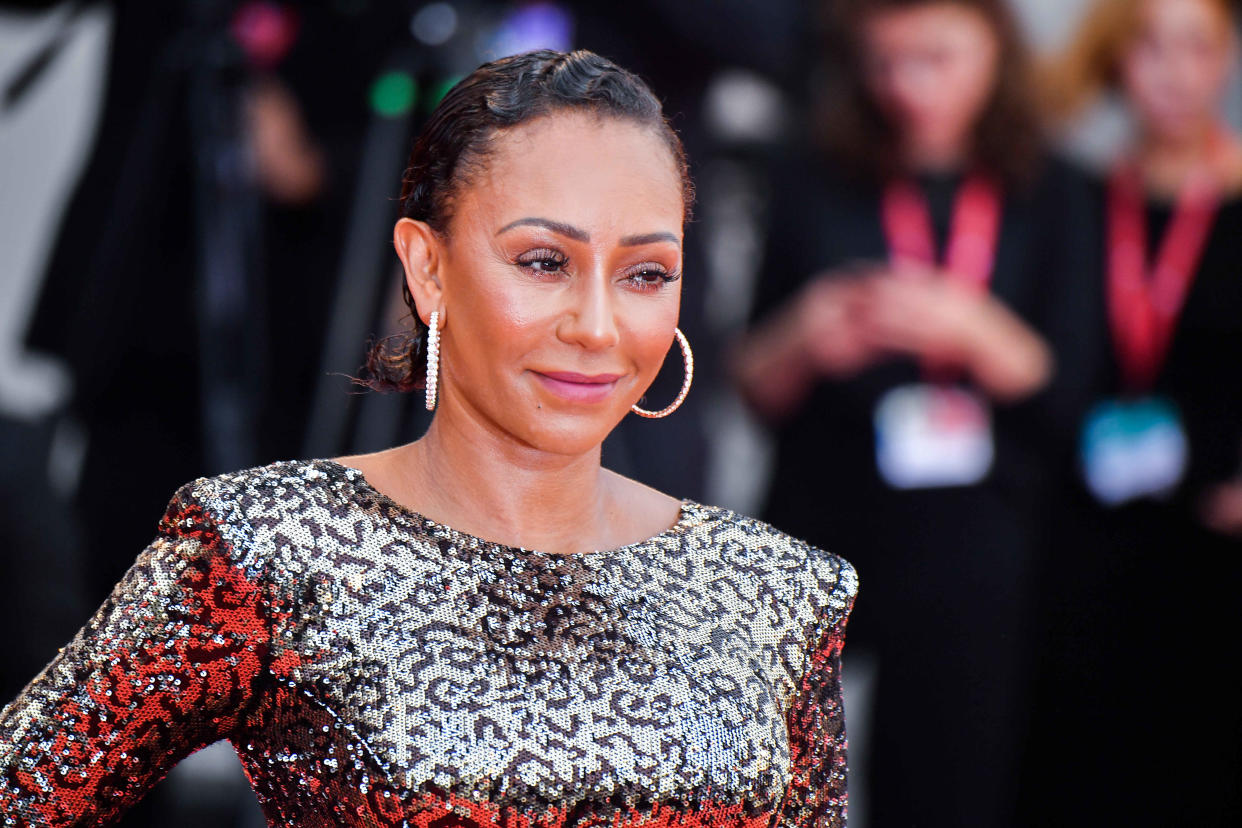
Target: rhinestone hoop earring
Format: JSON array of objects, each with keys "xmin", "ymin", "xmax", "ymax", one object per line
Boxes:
[
  {"xmin": 632, "ymin": 327, "xmax": 693, "ymax": 419},
  {"xmin": 424, "ymin": 310, "xmax": 440, "ymax": 412}
]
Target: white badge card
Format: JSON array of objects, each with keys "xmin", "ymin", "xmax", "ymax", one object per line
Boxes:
[
  {"xmin": 874, "ymin": 384, "xmax": 995, "ymax": 489},
  {"xmin": 1080, "ymin": 397, "xmax": 1188, "ymax": 506}
]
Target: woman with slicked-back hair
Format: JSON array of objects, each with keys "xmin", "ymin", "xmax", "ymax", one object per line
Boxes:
[{"xmin": 0, "ymin": 50, "xmax": 857, "ymax": 828}]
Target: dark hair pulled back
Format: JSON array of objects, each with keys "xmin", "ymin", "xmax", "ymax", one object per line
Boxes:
[{"xmin": 363, "ymin": 49, "xmax": 694, "ymax": 393}]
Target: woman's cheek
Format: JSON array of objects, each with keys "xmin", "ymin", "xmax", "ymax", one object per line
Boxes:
[
  {"xmin": 628, "ymin": 306, "xmax": 681, "ymax": 379},
  {"xmin": 465, "ymin": 268, "xmax": 545, "ymax": 346}
]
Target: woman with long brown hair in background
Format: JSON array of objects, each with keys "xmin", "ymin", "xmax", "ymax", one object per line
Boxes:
[
  {"xmin": 1023, "ymin": 1, "xmax": 1242, "ymax": 824},
  {"xmin": 733, "ymin": 0, "xmax": 1097, "ymax": 824}
]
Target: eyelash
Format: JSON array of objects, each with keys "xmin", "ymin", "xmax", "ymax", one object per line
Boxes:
[
  {"xmin": 513, "ymin": 250, "xmax": 681, "ymax": 290},
  {"xmin": 623, "ymin": 262, "xmax": 681, "ymax": 290},
  {"xmin": 515, "ymin": 248, "xmax": 568, "ymax": 274}
]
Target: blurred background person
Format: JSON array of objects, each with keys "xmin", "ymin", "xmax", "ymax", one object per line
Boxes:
[
  {"xmin": 1022, "ymin": 0, "xmax": 1242, "ymax": 824},
  {"xmin": 731, "ymin": 1, "xmax": 1098, "ymax": 825},
  {"xmin": 14, "ymin": 6, "xmax": 402, "ymax": 820}
]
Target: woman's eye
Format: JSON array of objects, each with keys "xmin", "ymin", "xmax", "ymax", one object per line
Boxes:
[
  {"xmin": 527, "ymin": 258, "xmax": 564, "ymax": 273},
  {"xmin": 625, "ymin": 264, "xmax": 681, "ymax": 288},
  {"xmin": 516, "ymin": 249, "xmax": 567, "ymax": 274}
]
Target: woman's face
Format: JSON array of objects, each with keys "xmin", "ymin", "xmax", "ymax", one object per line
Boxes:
[
  {"xmin": 413, "ymin": 112, "xmax": 684, "ymax": 457},
  {"xmin": 1120, "ymin": 0, "xmax": 1235, "ymax": 145},
  {"xmin": 862, "ymin": 2, "xmax": 1000, "ymax": 166}
]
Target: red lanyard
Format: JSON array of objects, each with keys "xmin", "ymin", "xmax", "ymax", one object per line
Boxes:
[
  {"xmin": 881, "ymin": 173, "xmax": 1003, "ymax": 377},
  {"xmin": 882, "ymin": 173, "xmax": 1003, "ymax": 290},
  {"xmin": 1107, "ymin": 164, "xmax": 1219, "ymax": 392}
]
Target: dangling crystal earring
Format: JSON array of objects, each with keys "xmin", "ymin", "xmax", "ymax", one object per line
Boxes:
[
  {"xmin": 632, "ymin": 328, "xmax": 694, "ymax": 419},
  {"xmin": 424, "ymin": 310, "xmax": 440, "ymax": 411}
]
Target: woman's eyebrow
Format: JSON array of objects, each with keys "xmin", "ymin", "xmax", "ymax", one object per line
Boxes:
[
  {"xmin": 496, "ymin": 217, "xmax": 589, "ymax": 241},
  {"xmin": 620, "ymin": 231, "xmax": 680, "ymax": 248},
  {"xmin": 495, "ymin": 219, "xmax": 680, "ymax": 249}
]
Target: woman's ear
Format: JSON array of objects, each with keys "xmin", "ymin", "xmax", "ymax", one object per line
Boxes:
[{"xmin": 394, "ymin": 218, "xmax": 446, "ymax": 326}]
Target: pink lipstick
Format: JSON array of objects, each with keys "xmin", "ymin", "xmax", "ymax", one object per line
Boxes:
[{"xmin": 531, "ymin": 371, "xmax": 623, "ymax": 404}]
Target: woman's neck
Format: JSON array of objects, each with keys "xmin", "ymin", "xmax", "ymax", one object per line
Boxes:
[
  {"xmin": 902, "ymin": 135, "xmax": 971, "ymax": 175},
  {"xmin": 1134, "ymin": 121, "xmax": 1234, "ymax": 198},
  {"xmin": 403, "ymin": 409, "xmax": 611, "ymax": 556}
]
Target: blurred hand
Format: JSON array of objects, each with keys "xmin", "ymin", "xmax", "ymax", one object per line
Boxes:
[
  {"xmin": 731, "ymin": 265, "xmax": 882, "ymax": 421},
  {"xmin": 793, "ymin": 271, "xmax": 879, "ymax": 377},
  {"xmin": 734, "ymin": 261, "xmax": 1050, "ymax": 418},
  {"xmin": 854, "ymin": 264, "xmax": 1052, "ymax": 400},
  {"xmin": 854, "ymin": 264, "xmax": 985, "ymax": 365},
  {"xmin": 1200, "ymin": 481, "xmax": 1242, "ymax": 536},
  {"xmin": 245, "ymin": 77, "xmax": 326, "ymax": 205}
]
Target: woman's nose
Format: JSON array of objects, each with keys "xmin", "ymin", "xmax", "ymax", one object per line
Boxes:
[{"xmin": 557, "ymin": 268, "xmax": 620, "ymax": 351}]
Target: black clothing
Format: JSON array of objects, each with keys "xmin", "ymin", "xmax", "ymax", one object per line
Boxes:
[
  {"xmin": 1022, "ymin": 184, "xmax": 1242, "ymax": 827},
  {"xmin": 750, "ymin": 155, "xmax": 1099, "ymax": 828}
]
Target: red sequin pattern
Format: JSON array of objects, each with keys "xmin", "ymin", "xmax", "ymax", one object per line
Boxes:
[{"xmin": 0, "ymin": 460, "xmax": 856, "ymax": 827}]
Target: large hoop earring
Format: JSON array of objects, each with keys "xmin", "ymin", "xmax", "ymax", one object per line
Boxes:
[
  {"xmin": 632, "ymin": 328, "xmax": 693, "ymax": 419},
  {"xmin": 424, "ymin": 310, "xmax": 440, "ymax": 411}
]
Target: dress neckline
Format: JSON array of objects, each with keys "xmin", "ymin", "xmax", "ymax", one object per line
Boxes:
[{"xmin": 315, "ymin": 458, "xmax": 706, "ymax": 561}]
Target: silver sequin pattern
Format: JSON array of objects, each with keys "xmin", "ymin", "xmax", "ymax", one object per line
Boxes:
[{"xmin": 0, "ymin": 459, "xmax": 857, "ymax": 827}]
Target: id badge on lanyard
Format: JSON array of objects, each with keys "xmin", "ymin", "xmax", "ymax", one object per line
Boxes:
[
  {"xmin": 1079, "ymin": 163, "xmax": 1219, "ymax": 505},
  {"xmin": 873, "ymin": 174, "xmax": 1001, "ymax": 490},
  {"xmin": 875, "ymin": 384, "xmax": 994, "ymax": 489},
  {"xmin": 1081, "ymin": 397, "xmax": 1187, "ymax": 505}
]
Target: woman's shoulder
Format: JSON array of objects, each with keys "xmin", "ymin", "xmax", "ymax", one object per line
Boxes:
[
  {"xmin": 680, "ymin": 500, "xmax": 859, "ymax": 613},
  {"xmin": 170, "ymin": 457, "xmax": 351, "ymax": 512},
  {"xmin": 161, "ymin": 458, "xmax": 363, "ymax": 550}
]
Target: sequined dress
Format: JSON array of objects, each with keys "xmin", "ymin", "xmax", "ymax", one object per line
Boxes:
[{"xmin": 0, "ymin": 459, "xmax": 857, "ymax": 827}]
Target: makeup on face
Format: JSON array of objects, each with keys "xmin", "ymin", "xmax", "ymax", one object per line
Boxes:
[
  {"xmin": 427, "ymin": 113, "xmax": 685, "ymax": 453},
  {"xmin": 530, "ymin": 371, "xmax": 624, "ymax": 404}
]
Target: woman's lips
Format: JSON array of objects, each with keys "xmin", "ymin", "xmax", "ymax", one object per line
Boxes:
[{"xmin": 531, "ymin": 371, "xmax": 623, "ymax": 404}]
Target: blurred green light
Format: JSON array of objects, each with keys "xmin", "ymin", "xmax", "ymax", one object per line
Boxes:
[{"xmin": 369, "ymin": 71, "xmax": 417, "ymax": 118}]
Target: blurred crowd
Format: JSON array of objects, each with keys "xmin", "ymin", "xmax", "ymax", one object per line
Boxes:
[{"xmin": 2, "ymin": 0, "xmax": 1242, "ymax": 825}]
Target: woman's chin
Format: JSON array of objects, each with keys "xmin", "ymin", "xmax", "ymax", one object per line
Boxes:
[
  {"xmin": 509, "ymin": 406, "xmax": 627, "ymax": 457},
  {"xmin": 1142, "ymin": 110, "xmax": 1214, "ymax": 144}
]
